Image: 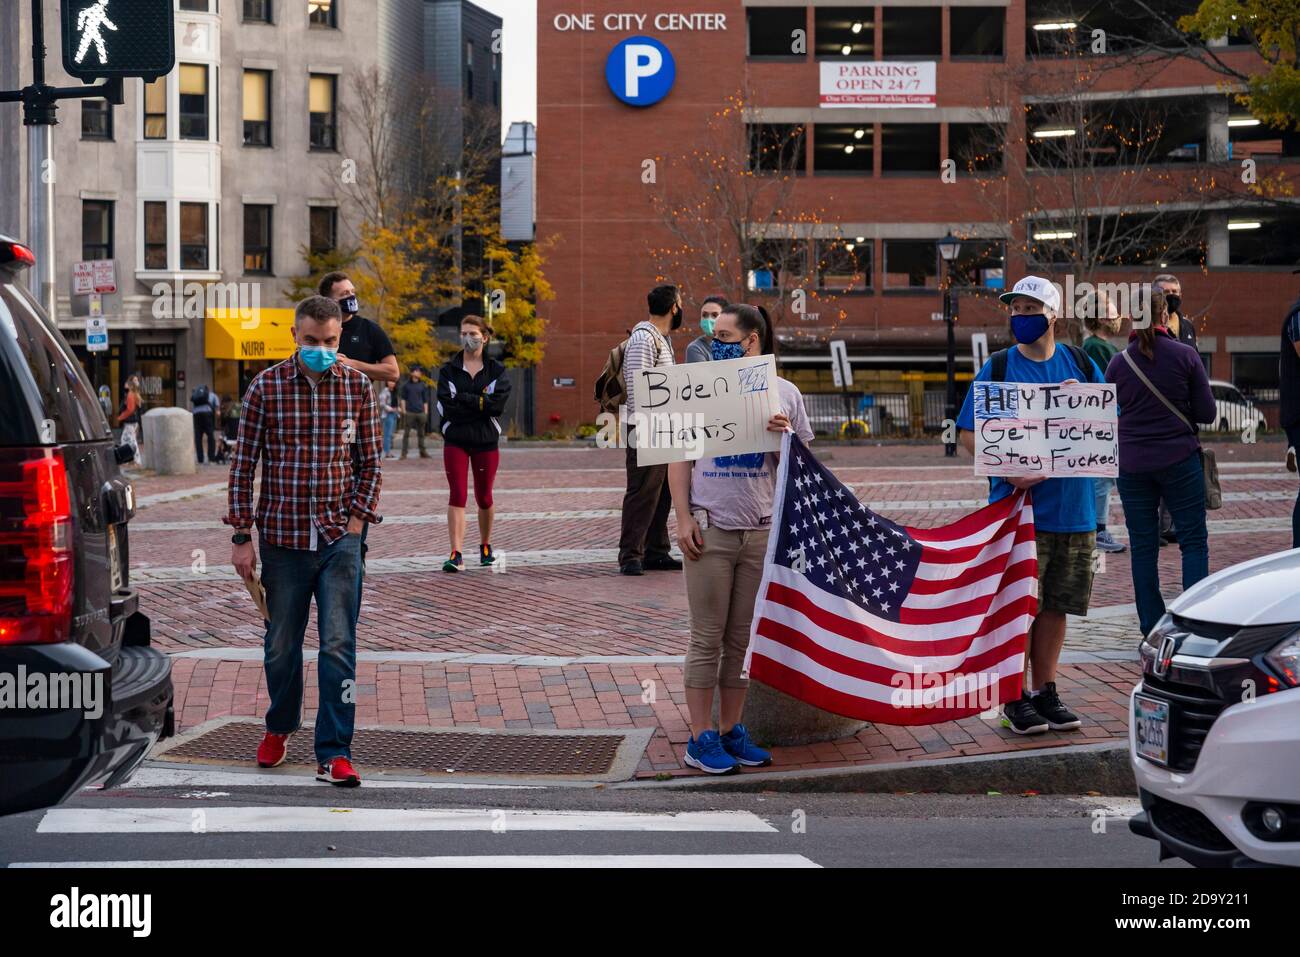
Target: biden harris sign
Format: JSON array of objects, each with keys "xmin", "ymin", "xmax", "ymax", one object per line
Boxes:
[{"xmin": 605, "ymin": 36, "xmax": 676, "ymax": 107}]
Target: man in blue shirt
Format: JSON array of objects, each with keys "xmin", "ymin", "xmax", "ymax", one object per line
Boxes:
[{"xmin": 957, "ymin": 276, "xmax": 1105, "ymax": 736}]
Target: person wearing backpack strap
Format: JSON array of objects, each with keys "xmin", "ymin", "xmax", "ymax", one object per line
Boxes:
[
  {"xmin": 192, "ymin": 384, "xmax": 218, "ymax": 465},
  {"xmin": 1105, "ymin": 290, "xmax": 1217, "ymax": 637},
  {"xmin": 956, "ymin": 275, "xmax": 1104, "ymax": 737},
  {"xmin": 617, "ymin": 284, "xmax": 683, "ymax": 576}
]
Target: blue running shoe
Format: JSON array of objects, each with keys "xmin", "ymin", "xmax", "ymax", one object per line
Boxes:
[
  {"xmin": 720, "ymin": 723, "xmax": 771, "ymax": 767},
  {"xmin": 684, "ymin": 730, "xmax": 739, "ymax": 775}
]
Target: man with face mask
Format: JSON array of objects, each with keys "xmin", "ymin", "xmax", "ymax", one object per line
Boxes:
[
  {"xmin": 956, "ymin": 276, "xmax": 1105, "ymax": 737},
  {"xmin": 618, "ymin": 284, "xmax": 683, "ymax": 575},
  {"xmin": 319, "ymin": 272, "xmax": 400, "ymax": 385},
  {"xmin": 225, "ymin": 295, "xmax": 382, "ymax": 787},
  {"xmin": 686, "ymin": 295, "xmax": 729, "ymax": 363}
]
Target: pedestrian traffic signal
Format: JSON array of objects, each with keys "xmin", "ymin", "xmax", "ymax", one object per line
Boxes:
[{"xmin": 60, "ymin": 0, "xmax": 175, "ymax": 82}]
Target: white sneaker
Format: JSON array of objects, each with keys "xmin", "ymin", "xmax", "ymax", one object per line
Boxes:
[{"xmin": 1287, "ymin": 447, "xmax": 1297, "ymax": 474}]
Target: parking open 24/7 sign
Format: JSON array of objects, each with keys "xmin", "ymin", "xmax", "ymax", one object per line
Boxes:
[{"xmin": 61, "ymin": 0, "xmax": 175, "ymax": 82}]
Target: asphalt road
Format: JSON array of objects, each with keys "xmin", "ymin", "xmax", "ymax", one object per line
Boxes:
[{"xmin": 0, "ymin": 775, "xmax": 1183, "ymax": 869}]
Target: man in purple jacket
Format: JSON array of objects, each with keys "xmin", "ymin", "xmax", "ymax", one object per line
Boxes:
[{"xmin": 1105, "ymin": 308, "xmax": 1216, "ymax": 635}]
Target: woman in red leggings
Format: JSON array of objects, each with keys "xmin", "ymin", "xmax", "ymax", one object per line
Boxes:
[{"xmin": 436, "ymin": 315, "xmax": 512, "ymax": 571}]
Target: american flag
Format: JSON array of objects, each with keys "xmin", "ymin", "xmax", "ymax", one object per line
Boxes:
[{"xmin": 743, "ymin": 434, "xmax": 1037, "ymax": 725}]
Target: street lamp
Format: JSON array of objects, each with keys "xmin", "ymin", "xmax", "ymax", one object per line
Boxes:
[{"xmin": 937, "ymin": 233, "xmax": 962, "ymax": 457}]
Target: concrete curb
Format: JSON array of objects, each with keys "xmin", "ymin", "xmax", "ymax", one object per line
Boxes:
[{"xmin": 616, "ymin": 741, "xmax": 1135, "ymax": 796}]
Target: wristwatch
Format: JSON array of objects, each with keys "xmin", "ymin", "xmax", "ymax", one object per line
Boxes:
[{"xmin": 231, "ymin": 531, "xmax": 253, "ymax": 545}]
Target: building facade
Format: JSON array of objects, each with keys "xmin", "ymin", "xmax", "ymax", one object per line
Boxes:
[
  {"xmin": 535, "ymin": 0, "xmax": 1300, "ymax": 432},
  {"xmin": 0, "ymin": 0, "xmax": 423, "ymax": 416}
]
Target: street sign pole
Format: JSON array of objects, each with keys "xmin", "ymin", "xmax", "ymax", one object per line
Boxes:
[
  {"xmin": 1, "ymin": 1, "xmax": 168, "ymax": 321},
  {"xmin": 26, "ymin": 0, "xmax": 57, "ymax": 320}
]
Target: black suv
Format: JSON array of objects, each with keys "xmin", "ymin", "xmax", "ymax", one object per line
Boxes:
[{"xmin": 0, "ymin": 236, "xmax": 173, "ymax": 816}]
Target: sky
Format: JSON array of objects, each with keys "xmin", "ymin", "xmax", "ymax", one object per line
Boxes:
[{"xmin": 474, "ymin": 0, "xmax": 538, "ymax": 133}]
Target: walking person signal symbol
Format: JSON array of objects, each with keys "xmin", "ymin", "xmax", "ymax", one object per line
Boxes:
[{"xmin": 74, "ymin": 0, "xmax": 118, "ymax": 66}]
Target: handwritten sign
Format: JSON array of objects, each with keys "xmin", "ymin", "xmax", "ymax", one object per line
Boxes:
[
  {"xmin": 632, "ymin": 354, "xmax": 781, "ymax": 466},
  {"xmin": 973, "ymin": 381, "xmax": 1118, "ymax": 478}
]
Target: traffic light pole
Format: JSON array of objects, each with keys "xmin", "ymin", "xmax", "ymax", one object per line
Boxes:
[{"xmin": 0, "ymin": 0, "xmax": 123, "ymax": 320}]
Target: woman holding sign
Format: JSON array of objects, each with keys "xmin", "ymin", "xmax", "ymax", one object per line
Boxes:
[
  {"xmin": 667, "ymin": 304, "xmax": 814, "ymax": 774},
  {"xmin": 1105, "ymin": 292, "xmax": 1216, "ymax": 635}
]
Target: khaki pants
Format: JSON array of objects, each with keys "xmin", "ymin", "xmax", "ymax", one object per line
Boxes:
[
  {"xmin": 683, "ymin": 525, "xmax": 770, "ymax": 689},
  {"xmin": 400, "ymin": 411, "xmax": 428, "ymax": 456}
]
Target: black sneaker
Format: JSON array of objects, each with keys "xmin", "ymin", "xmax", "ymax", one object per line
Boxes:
[
  {"xmin": 1031, "ymin": 682, "xmax": 1081, "ymax": 730},
  {"xmin": 480, "ymin": 544, "xmax": 496, "ymax": 566},
  {"xmin": 620, "ymin": 560, "xmax": 644, "ymax": 576},
  {"xmin": 443, "ymin": 550, "xmax": 464, "ymax": 572},
  {"xmin": 643, "ymin": 555, "xmax": 683, "ymax": 571},
  {"xmin": 1001, "ymin": 694, "xmax": 1049, "ymax": 735}
]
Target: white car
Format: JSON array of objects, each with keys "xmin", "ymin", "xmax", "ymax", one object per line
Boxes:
[
  {"xmin": 1200, "ymin": 379, "xmax": 1268, "ymax": 433},
  {"xmin": 1129, "ymin": 548, "xmax": 1300, "ymax": 867}
]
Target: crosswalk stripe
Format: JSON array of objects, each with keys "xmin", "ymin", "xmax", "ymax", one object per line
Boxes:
[
  {"xmin": 37, "ymin": 807, "xmax": 779, "ymax": 834},
  {"xmin": 103, "ymin": 767, "xmax": 543, "ymax": 790},
  {"xmin": 12, "ymin": 854, "xmax": 819, "ymax": 868}
]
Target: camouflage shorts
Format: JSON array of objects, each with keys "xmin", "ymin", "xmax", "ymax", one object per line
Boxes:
[{"xmin": 1035, "ymin": 530, "xmax": 1096, "ymax": 616}]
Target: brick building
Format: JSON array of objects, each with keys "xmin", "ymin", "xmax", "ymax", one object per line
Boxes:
[{"xmin": 535, "ymin": 1, "xmax": 1300, "ymax": 433}]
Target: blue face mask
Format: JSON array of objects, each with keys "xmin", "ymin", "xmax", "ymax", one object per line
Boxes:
[
  {"xmin": 710, "ymin": 337, "xmax": 747, "ymax": 361},
  {"xmin": 299, "ymin": 345, "xmax": 338, "ymax": 372},
  {"xmin": 700, "ymin": 317, "xmax": 717, "ymax": 337},
  {"xmin": 1010, "ymin": 313, "xmax": 1050, "ymax": 345}
]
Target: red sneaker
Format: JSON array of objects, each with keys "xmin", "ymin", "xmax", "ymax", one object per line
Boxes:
[
  {"xmin": 256, "ymin": 732, "xmax": 291, "ymax": 768},
  {"xmin": 317, "ymin": 756, "xmax": 361, "ymax": 787}
]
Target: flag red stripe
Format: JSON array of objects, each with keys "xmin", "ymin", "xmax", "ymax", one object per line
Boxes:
[
  {"xmin": 905, "ymin": 490, "xmax": 1025, "ymax": 543},
  {"xmin": 748, "ymin": 654, "xmax": 1026, "ymax": 725},
  {"xmin": 911, "ymin": 517, "xmax": 1035, "ymax": 567},
  {"xmin": 764, "ymin": 580, "xmax": 1038, "ymax": 656},
  {"xmin": 754, "ymin": 615, "xmax": 1026, "ymax": 687},
  {"xmin": 909, "ymin": 529, "xmax": 1036, "ymax": 594},
  {"xmin": 898, "ymin": 558, "xmax": 1038, "ymax": 625}
]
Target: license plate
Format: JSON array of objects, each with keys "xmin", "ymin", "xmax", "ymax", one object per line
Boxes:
[
  {"xmin": 1134, "ymin": 693, "xmax": 1171, "ymax": 765},
  {"xmin": 108, "ymin": 524, "xmax": 124, "ymax": 593}
]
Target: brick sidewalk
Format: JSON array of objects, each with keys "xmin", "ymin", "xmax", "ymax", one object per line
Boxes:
[{"xmin": 129, "ymin": 441, "xmax": 1295, "ymax": 781}]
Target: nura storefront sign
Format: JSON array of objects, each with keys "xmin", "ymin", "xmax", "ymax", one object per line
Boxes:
[{"xmin": 820, "ymin": 62, "xmax": 936, "ymax": 108}]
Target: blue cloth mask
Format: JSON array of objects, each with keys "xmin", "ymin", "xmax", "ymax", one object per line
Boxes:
[
  {"xmin": 710, "ymin": 338, "xmax": 746, "ymax": 361},
  {"xmin": 300, "ymin": 346, "xmax": 338, "ymax": 373},
  {"xmin": 1010, "ymin": 313, "xmax": 1050, "ymax": 345}
]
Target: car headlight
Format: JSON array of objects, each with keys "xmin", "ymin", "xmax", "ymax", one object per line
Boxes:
[{"xmin": 1264, "ymin": 631, "xmax": 1300, "ymax": 688}]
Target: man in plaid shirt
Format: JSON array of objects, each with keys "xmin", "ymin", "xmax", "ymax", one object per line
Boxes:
[{"xmin": 225, "ymin": 295, "xmax": 383, "ymax": 787}]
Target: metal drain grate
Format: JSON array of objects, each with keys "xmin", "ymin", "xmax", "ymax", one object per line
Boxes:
[{"xmin": 160, "ymin": 721, "xmax": 626, "ymax": 776}]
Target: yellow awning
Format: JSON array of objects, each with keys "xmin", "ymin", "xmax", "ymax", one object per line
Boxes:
[{"xmin": 205, "ymin": 308, "xmax": 297, "ymax": 361}]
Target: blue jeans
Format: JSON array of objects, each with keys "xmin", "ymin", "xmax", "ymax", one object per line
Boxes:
[
  {"xmin": 382, "ymin": 411, "xmax": 398, "ymax": 456},
  {"xmin": 1093, "ymin": 477, "xmax": 1116, "ymax": 529},
  {"xmin": 1117, "ymin": 451, "xmax": 1210, "ymax": 636},
  {"xmin": 260, "ymin": 532, "xmax": 361, "ymax": 763},
  {"xmin": 1288, "ymin": 423, "xmax": 1300, "ymax": 549}
]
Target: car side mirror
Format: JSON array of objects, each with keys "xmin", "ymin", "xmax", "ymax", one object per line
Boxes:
[{"xmin": 114, "ymin": 442, "xmax": 136, "ymax": 464}]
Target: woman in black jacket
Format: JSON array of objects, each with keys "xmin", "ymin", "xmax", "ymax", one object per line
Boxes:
[{"xmin": 437, "ymin": 315, "xmax": 511, "ymax": 571}]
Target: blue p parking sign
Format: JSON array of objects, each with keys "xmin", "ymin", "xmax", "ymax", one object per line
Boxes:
[{"xmin": 604, "ymin": 36, "xmax": 676, "ymax": 107}]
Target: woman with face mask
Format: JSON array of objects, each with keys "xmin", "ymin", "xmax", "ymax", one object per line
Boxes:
[
  {"xmin": 436, "ymin": 316, "xmax": 512, "ymax": 571},
  {"xmin": 666, "ymin": 304, "xmax": 815, "ymax": 774}
]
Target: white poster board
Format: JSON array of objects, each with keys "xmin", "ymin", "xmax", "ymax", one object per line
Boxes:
[
  {"xmin": 972, "ymin": 381, "xmax": 1118, "ymax": 478},
  {"xmin": 819, "ymin": 61, "xmax": 936, "ymax": 108},
  {"xmin": 632, "ymin": 354, "xmax": 782, "ymax": 466}
]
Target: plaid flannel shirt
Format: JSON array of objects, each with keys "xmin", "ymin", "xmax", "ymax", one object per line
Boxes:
[{"xmin": 225, "ymin": 356, "xmax": 383, "ymax": 549}]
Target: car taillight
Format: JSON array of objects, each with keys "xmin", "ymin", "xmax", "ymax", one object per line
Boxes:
[
  {"xmin": 0, "ymin": 240, "xmax": 36, "ymax": 268},
  {"xmin": 0, "ymin": 449, "xmax": 74, "ymax": 644}
]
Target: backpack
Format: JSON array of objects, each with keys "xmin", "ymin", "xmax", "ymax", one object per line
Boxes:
[
  {"xmin": 191, "ymin": 385, "xmax": 210, "ymax": 407},
  {"xmin": 594, "ymin": 341, "xmax": 629, "ymax": 414},
  {"xmin": 593, "ymin": 327, "xmax": 667, "ymax": 415},
  {"xmin": 988, "ymin": 343, "xmax": 1101, "ymax": 384}
]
